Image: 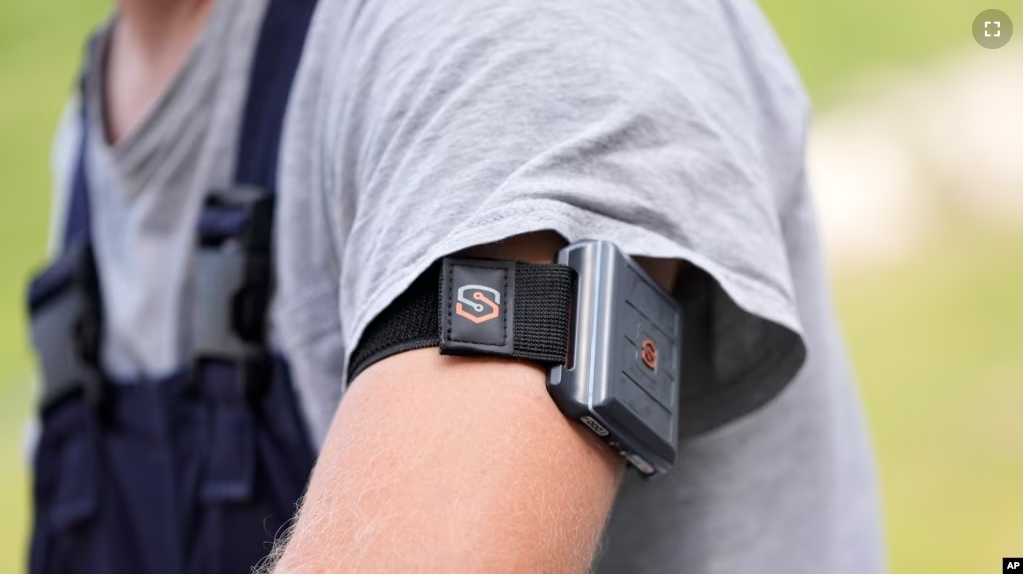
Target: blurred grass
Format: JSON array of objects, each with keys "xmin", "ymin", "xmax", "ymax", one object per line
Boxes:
[
  {"xmin": 833, "ymin": 221, "xmax": 1022, "ymax": 572},
  {"xmin": 761, "ymin": 0, "xmax": 1024, "ymax": 108},
  {"xmin": 0, "ymin": 1, "xmax": 1020, "ymax": 573}
]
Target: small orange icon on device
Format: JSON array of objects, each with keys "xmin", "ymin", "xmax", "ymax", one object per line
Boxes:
[{"xmin": 641, "ymin": 339, "xmax": 658, "ymax": 371}]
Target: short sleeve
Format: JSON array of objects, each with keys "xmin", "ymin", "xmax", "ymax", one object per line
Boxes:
[{"xmin": 299, "ymin": 0, "xmax": 810, "ymax": 434}]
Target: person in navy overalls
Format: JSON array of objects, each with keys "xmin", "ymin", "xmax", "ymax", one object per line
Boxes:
[{"xmin": 26, "ymin": 1, "xmax": 318, "ymax": 571}]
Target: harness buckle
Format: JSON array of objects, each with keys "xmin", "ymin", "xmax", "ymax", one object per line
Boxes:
[
  {"xmin": 192, "ymin": 187, "xmax": 275, "ymax": 398},
  {"xmin": 28, "ymin": 241, "xmax": 107, "ymax": 411}
]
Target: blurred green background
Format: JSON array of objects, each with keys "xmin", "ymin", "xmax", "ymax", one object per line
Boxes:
[{"xmin": 0, "ymin": 1, "xmax": 1020, "ymax": 572}]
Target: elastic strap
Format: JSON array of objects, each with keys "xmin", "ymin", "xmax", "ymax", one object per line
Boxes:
[{"xmin": 348, "ymin": 259, "xmax": 576, "ymax": 382}]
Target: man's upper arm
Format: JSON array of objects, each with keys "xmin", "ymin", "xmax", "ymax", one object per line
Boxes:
[
  {"xmin": 274, "ymin": 232, "xmax": 678, "ymax": 573},
  {"xmin": 271, "ymin": 0, "xmax": 806, "ymax": 568}
]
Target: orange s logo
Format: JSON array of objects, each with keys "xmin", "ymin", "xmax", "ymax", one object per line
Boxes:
[
  {"xmin": 641, "ymin": 339, "xmax": 658, "ymax": 371},
  {"xmin": 455, "ymin": 284, "xmax": 501, "ymax": 324}
]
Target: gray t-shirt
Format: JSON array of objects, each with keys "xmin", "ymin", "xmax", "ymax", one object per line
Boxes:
[{"xmin": 50, "ymin": 0, "xmax": 885, "ymax": 571}]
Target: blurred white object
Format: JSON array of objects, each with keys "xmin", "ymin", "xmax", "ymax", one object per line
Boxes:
[{"xmin": 808, "ymin": 48, "xmax": 1023, "ymax": 266}]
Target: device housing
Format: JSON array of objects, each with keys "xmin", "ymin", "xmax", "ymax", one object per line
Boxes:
[{"xmin": 548, "ymin": 240, "xmax": 682, "ymax": 477}]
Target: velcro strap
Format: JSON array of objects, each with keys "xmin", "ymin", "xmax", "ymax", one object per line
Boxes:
[{"xmin": 347, "ymin": 258, "xmax": 575, "ymax": 382}]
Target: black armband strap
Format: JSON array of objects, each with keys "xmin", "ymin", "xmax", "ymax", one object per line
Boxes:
[
  {"xmin": 347, "ymin": 258, "xmax": 575, "ymax": 381},
  {"xmin": 350, "ymin": 241, "xmax": 686, "ymax": 478}
]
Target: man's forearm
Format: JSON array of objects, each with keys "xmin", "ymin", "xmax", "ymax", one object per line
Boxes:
[{"xmin": 272, "ymin": 348, "xmax": 623, "ymax": 572}]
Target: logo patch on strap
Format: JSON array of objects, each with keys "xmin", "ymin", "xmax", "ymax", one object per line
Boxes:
[
  {"xmin": 455, "ymin": 285, "xmax": 501, "ymax": 324},
  {"xmin": 440, "ymin": 258, "xmax": 515, "ymax": 356}
]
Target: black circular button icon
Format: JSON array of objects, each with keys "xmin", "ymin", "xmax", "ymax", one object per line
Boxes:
[{"xmin": 973, "ymin": 9, "xmax": 1013, "ymax": 49}]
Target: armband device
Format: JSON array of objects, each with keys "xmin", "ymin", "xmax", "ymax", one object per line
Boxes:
[
  {"xmin": 351, "ymin": 240, "xmax": 681, "ymax": 477},
  {"xmin": 546, "ymin": 241, "xmax": 680, "ymax": 476}
]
